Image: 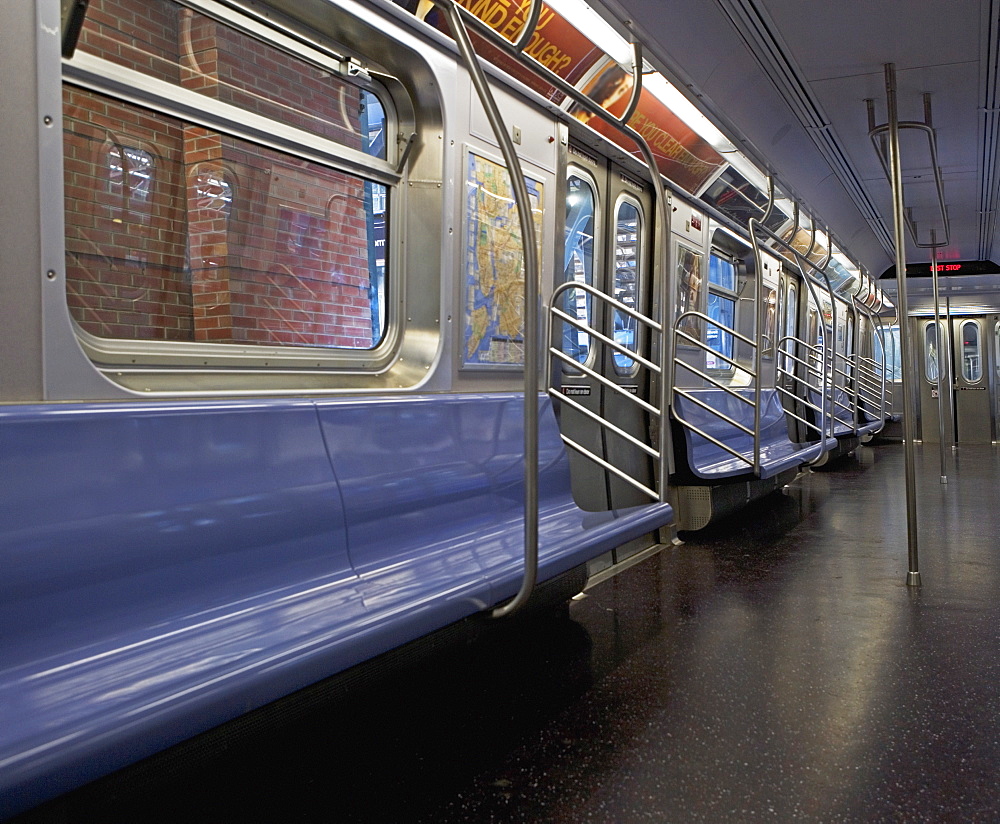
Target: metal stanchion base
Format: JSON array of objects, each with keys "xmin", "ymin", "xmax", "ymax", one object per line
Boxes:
[{"xmin": 907, "ymin": 570, "xmax": 922, "ymax": 587}]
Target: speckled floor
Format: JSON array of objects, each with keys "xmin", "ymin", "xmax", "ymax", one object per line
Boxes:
[{"xmin": 18, "ymin": 442, "xmax": 1000, "ymax": 823}]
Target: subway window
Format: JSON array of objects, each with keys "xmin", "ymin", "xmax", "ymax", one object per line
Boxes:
[
  {"xmin": 995, "ymin": 321, "xmax": 1000, "ymax": 380},
  {"xmin": 807, "ymin": 306, "xmax": 822, "ymax": 385},
  {"xmin": 961, "ymin": 320, "xmax": 982, "ymax": 382},
  {"xmin": 844, "ymin": 314, "xmax": 854, "ymax": 380},
  {"xmin": 874, "ymin": 325, "xmax": 902, "ymax": 381},
  {"xmin": 612, "ymin": 198, "xmax": 642, "ymax": 373},
  {"xmin": 924, "ymin": 321, "xmax": 940, "ymax": 382},
  {"xmin": 63, "ymin": 0, "xmax": 395, "ymax": 355},
  {"xmin": 779, "ymin": 281, "xmax": 797, "ymax": 372},
  {"xmin": 674, "ymin": 244, "xmax": 703, "ymax": 342},
  {"xmin": 762, "ymin": 287, "xmax": 777, "ymax": 359},
  {"xmin": 784, "ymin": 282, "xmax": 797, "ymax": 342},
  {"xmin": 562, "ymin": 172, "xmax": 597, "ymax": 366},
  {"xmin": 705, "ymin": 251, "xmax": 736, "ymax": 370}
]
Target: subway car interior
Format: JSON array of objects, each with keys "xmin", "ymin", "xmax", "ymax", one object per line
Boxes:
[{"xmin": 2, "ymin": 0, "xmax": 999, "ymax": 820}]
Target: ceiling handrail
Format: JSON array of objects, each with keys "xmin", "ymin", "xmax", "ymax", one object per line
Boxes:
[{"xmin": 867, "ymin": 92, "xmax": 950, "ymax": 249}]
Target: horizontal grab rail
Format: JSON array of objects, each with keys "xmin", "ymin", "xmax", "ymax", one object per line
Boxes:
[{"xmin": 547, "ymin": 281, "xmax": 665, "ymax": 503}]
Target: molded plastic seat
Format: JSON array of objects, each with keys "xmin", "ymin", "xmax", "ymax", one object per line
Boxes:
[
  {"xmin": 0, "ymin": 393, "xmax": 673, "ymax": 816},
  {"xmin": 673, "ymin": 387, "xmax": 833, "ymax": 481}
]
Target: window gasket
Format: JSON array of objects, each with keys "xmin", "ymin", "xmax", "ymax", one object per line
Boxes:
[
  {"xmin": 705, "ymin": 249, "xmax": 738, "ymax": 372},
  {"xmin": 61, "ymin": 4, "xmax": 405, "ymax": 371}
]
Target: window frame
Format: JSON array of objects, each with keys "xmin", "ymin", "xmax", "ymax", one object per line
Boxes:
[
  {"xmin": 924, "ymin": 320, "xmax": 942, "ymax": 383},
  {"xmin": 960, "ymin": 319, "xmax": 983, "ymax": 384},
  {"xmin": 611, "ymin": 192, "xmax": 644, "ymax": 376},
  {"xmin": 61, "ymin": 0, "xmax": 405, "ymax": 373},
  {"xmin": 704, "ymin": 249, "xmax": 738, "ymax": 372},
  {"xmin": 561, "ymin": 165, "xmax": 601, "ymax": 373}
]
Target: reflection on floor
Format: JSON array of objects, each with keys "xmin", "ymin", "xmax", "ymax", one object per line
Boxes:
[{"xmin": 18, "ymin": 442, "xmax": 1000, "ymax": 823}]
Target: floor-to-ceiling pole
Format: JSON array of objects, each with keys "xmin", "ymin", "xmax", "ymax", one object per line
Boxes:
[
  {"xmin": 930, "ymin": 232, "xmax": 949, "ymax": 482},
  {"xmin": 885, "ymin": 63, "xmax": 921, "ymax": 586}
]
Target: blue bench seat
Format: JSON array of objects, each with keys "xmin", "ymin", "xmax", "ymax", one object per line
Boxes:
[
  {"xmin": 672, "ymin": 387, "xmax": 834, "ymax": 481},
  {"xmin": 809, "ymin": 387, "xmax": 885, "ymax": 438},
  {"xmin": 0, "ymin": 393, "xmax": 672, "ymax": 817}
]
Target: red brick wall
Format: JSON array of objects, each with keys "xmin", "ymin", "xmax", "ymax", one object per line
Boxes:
[
  {"xmin": 64, "ymin": 88, "xmax": 193, "ymax": 340},
  {"xmin": 64, "ymin": 0, "xmax": 378, "ymax": 348}
]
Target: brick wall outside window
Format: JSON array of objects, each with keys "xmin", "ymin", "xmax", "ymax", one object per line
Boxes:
[{"xmin": 64, "ymin": 0, "xmax": 381, "ymax": 348}]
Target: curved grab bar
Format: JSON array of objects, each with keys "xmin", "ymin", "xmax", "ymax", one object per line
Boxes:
[{"xmin": 430, "ymin": 0, "xmax": 539, "ymax": 619}]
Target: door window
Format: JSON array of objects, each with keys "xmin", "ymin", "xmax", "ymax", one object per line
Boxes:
[
  {"xmin": 924, "ymin": 322, "xmax": 940, "ymax": 382},
  {"xmin": 612, "ymin": 198, "xmax": 642, "ymax": 373},
  {"xmin": 994, "ymin": 321, "xmax": 1000, "ymax": 380},
  {"xmin": 562, "ymin": 173, "xmax": 597, "ymax": 366},
  {"xmin": 961, "ymin": 321, "xmax": 982, "ymax": 382},
  {"xmin": 874, "ymin": 325, "xmax": 902, "ymax": 381}
]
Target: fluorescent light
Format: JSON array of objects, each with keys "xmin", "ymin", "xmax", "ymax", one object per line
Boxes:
[
  {"xmin": 642, "ymin": 73, "xmax": 736, "ymax": 153},
  {"xmin": 543, "ymin": 0, "xmax": 633, "ymax": 66},
  {"xmin": 833, "ymin": 251, "xmax": 858, "ymax": 273}
]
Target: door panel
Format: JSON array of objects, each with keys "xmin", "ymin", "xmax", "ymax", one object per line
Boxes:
[
  {"xmin": 952, "ymin": 317, "xmax": 993, "ymax": 443},
  {"xmin": 557, "ymin": 147, "xmax": 655, "ymax": 510},
  {"xmin": 917, "ymin": 316, "xmax": 995, "ymax": 444}
]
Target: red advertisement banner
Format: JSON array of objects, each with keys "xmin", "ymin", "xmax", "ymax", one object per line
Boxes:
[
  {"xmin": 415, "ymin": 0, "xmax": 604, "ymax": 104},
  {"xmin": 402, "ymin": 2, "xmax": 727, "ymax": 192},
  {"xmin": 572, "ymin": 60, "xmax": 726, "ymax": 193}
]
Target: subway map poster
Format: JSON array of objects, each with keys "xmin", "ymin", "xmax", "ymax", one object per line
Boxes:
[{"xmin": 463, "ymin": 151, "xmax": 544, "ymax": 367}]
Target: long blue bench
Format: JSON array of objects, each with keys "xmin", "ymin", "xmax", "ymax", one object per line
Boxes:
[
  {"xmin": 809, "ymin": 386, "xmax": 884, "ymax": 438},
  {"xmin": 672, "ymin": 387, "xmax": 834, "ymax": 481},
  {"xmin": 0, "ymin": 392, "xmax": 672, "ymax": 818}
]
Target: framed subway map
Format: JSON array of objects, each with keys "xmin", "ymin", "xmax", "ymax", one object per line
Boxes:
[{"xmin": 462, "ymin": 149, "xmax": 544, "ymax": 368}]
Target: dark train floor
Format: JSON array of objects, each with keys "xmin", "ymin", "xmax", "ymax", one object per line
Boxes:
[{"xmin": 19, "ymin": 442, "xmax": 1000, "ymax": 823}]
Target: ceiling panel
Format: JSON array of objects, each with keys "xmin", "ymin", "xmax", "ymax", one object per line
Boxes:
[{"xmin": 599, "ymin": 0, "xmax": 995, "ymax": 279}]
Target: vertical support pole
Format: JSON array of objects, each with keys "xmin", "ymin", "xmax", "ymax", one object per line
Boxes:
[
  {"xmin": 433, "ymin": 0, "xmax": 538, "ymax": 617},
  {"xmin": 930, "ymin": 231, "xmax": 948, "ymax": 483},
  {"xmin": 885, "ymin": 63, "xmax": 921, "ymax": 587},
  {"xmin": 943, "ymin": 294, "xmax": 955, "ymax": 450}
]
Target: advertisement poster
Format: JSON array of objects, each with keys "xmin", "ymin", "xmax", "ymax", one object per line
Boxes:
[
  {"xmin": 571, "ymin": 59, "xmax": 727, "ymax": 193},
  {"xmin": 415, "ymin": 0, "xmax": 605, "ymax": 104}
]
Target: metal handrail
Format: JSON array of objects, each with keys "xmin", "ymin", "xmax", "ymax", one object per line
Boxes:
[
  {"xmin": 674, "ymin": 310, "xmax": 760, "ymax": 360},
  {"xmin": 549, "ymin": 282, "xmax": 663, "ymax": 378},
  {"xmin": 669, "ymin": 310, "xmax": 776, "ymax": 474},
  {"xmin": 558, "ymin": 432, "xmax": 660, "ymax": 500},
  {"xmin": 435, "ymin": 0, "xmax": 676, "ymax": 503},
  {"xmin": 547, "ymin": 284, "xmax": 665, "ymax": 502},
  {"xmin": 827, "ymin": 349, "xmax": 887, "ymax": 434},
  {"xmin": 776, "ymin": 334, "xmax": 829, "ymax": 441},
  {"xmin": 869, "ymin": 121, "xmax": 950, "ymax": 248},
  {"xmin": 852, "ymin": 296, "xmax": 890, "ymax": 432},
  {"xmin": 430, "ymin": 0, "xmax": 538, "ymax": 619},
  {"xmin": 550, "ymin": 345, "xmax": 660, "ymax": 416},
  {"xmin": 855, "ymin": 356, "xmax": 887, "ymax": 434},
  {"xmin": 773, "ymin": 385, "xmax": 825, "ymax": 435},
  {"xmin": 749, "ymin": 214, "xmax": 840, "ymax": 438}
]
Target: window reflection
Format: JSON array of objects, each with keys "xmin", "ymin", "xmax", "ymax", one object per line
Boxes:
[
  {"xmin": 562, "ymin": 173, "xmax": 595, "ymax": 366},
  {"xmin": 925, "ymin": 322, "xmax": 939, "ymax": 383},
  {"xmin": 613, "ymin": 200, "xmax": 640, "ymax": 372},
  {"xmin": 961, "ymin": 321, "xmax": 982, "ymax": 382}
]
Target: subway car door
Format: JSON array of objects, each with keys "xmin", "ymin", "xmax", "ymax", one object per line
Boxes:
[
  {"xmin": 952, "ymin": 316, "xmax": 994, "ymax": 443},
  {"xmin": 557, "ymin": 145, "xmax": 655, "ymax": 511},
  {"xmin": 918, "ymin": 316, "xmax": 995, "ymax": 443}
]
